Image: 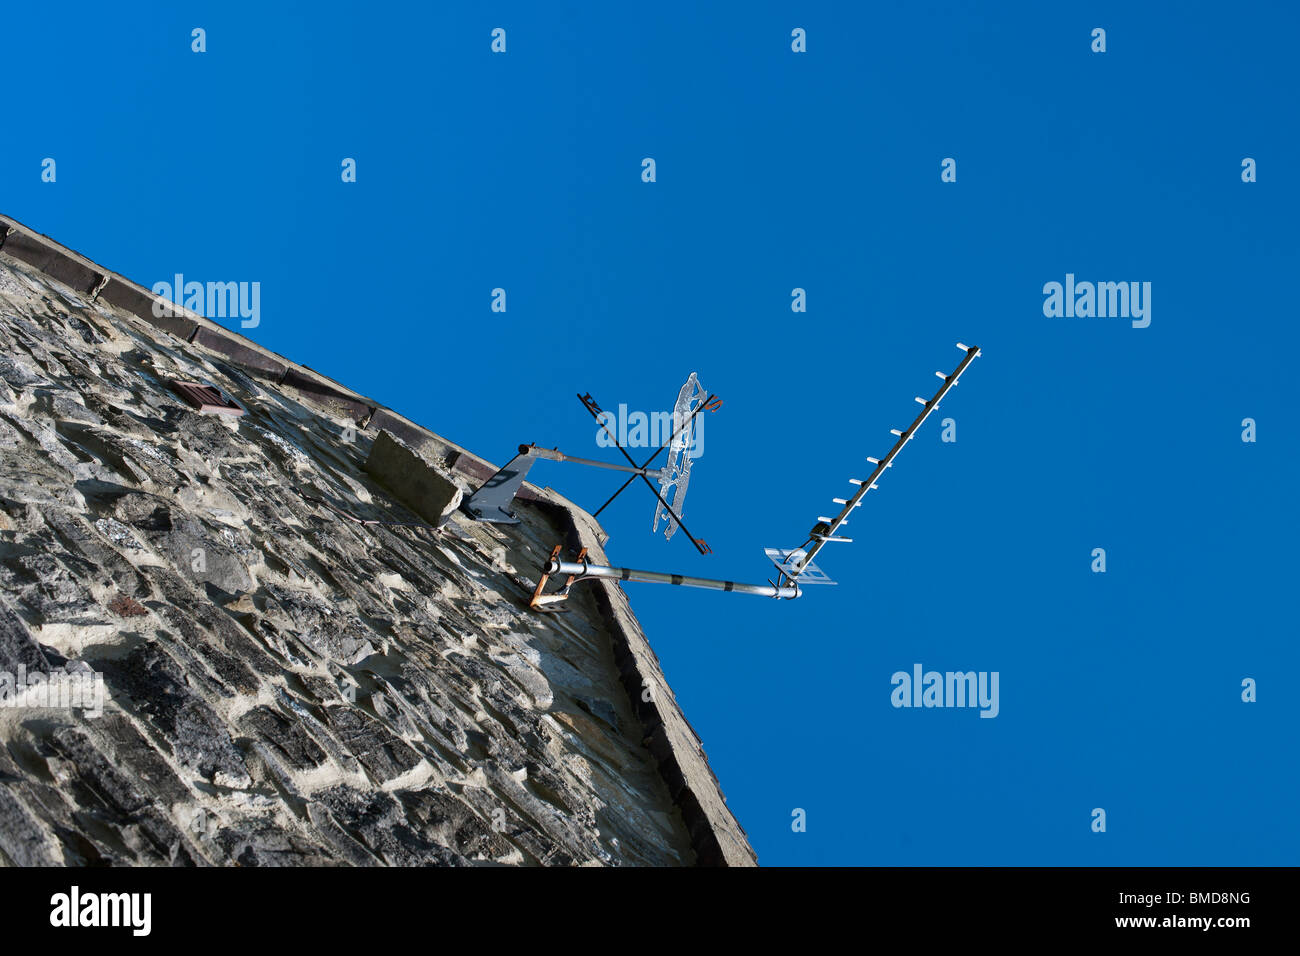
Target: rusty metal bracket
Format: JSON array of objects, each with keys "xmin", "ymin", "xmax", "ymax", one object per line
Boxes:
[{"xmin": 529, "ymin": 545, "xmax": 590, "ymax": 611}]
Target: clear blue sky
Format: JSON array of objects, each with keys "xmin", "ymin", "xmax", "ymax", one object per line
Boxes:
[{"xmin": 5, "ymin": 1, "xmax": 1297, "ymax": 865}]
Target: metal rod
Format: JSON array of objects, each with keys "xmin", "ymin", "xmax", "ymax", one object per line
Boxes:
[
  {"xmin": 519, "ymin": 444, "xmax": 660, "ymax": 477},
  {"xmin": 576, "ymin": 392, "xmax": 711, "ymax": 555},
  {"xmin": 791, "ymin": 344, "xmax": 981, "ymax": 577},
  {"xmin": 591, "ymin": 472, "xmax": 639, "ymax": 518},
  {"xmin": 635, "ymin": 392, "xmax": 716, "ymax": 470},
  {"xmin": 546, "ymin": 558, "xmax": 800, "ymax": 600},
  {"xmin": 591, "ymin": 391, "xmax": 718, "ymax": 518}
]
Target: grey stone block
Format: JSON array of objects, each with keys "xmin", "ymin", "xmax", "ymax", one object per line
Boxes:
[{"xmin": 364, "ymin": 430, "xmax": 462, "ymax": 527}]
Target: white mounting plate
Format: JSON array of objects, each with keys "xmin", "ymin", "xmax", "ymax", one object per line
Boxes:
[{"xmin": 764, "ymin": 548, "xmax": 837, "ymax": 585}]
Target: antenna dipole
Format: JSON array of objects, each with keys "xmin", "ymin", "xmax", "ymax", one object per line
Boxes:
[{"xmin": 781, "ymin": 343, "xmax": 981, "ymax": 583}]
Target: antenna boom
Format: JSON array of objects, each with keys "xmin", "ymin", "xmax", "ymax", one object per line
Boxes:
[{"xmin": 785, "ymin": 343, "xmax": 981, "ymax": 579}]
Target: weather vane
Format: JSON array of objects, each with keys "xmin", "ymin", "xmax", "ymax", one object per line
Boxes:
[{"xmin": 465, "ymin": 373, "xmax": 720, "ymax": 554}]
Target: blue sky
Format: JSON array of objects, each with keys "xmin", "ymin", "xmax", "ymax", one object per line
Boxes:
[{"xmin": 5, "ymin": 1, "xmax": 1297, "ymax": 865}]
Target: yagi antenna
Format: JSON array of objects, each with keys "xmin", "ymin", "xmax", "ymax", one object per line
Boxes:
[
  {"xmin": 464, "ymin": 373, "xmax": 721, "ymax": 555},
  {"xmin": 772, "ymin": 342, "xmax": 982, "ymax": 589},
  {"xmin": 527, "ymin": 344, "xmax": 981, "ymax": 611}
]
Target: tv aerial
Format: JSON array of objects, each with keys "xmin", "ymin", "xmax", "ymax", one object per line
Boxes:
[{"xmin": 522, "ymin": 344, "xmax": 982, "ymax": 611}]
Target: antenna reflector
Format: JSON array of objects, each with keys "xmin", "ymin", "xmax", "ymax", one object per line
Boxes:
[{"xmin": 765, "ymin": 549, "xmax": 837, "ymax": 585}]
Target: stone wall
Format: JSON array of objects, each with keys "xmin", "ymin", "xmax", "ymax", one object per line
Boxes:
[{"xmin": 0, "ymin": 215, "xmax": 755, "ymax": 866}]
